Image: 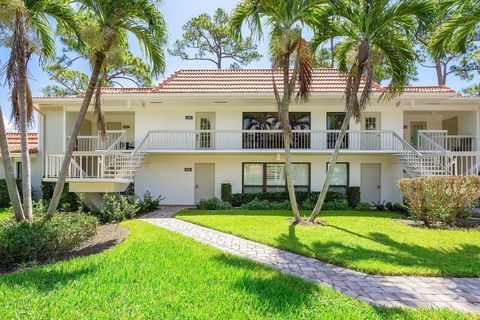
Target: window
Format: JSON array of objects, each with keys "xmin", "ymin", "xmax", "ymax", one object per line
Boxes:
[
  {"xmin": 243, "ymin": 163, "xmax": 310, "ymax": 193},
  {"xmin": 326, "ymin": 162, "xmax": 349, "ymax": 194},
  {"xmin": 326, "ymin": 112, "xmax": 348, "ymax": 149},
  {"xmin": 16, "ymin": 162, "xmax": 22, "ymax": 180},
  {"xmin": 242, "ymin": 112, "xmax": 311, "ymax": 149}
]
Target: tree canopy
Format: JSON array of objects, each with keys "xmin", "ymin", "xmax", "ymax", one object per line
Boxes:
[{"xmin": 169, "ymin": 8, "xmax": 262, "ymax": 69}]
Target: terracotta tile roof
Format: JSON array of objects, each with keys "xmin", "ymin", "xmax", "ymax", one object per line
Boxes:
[
  {"xmin": 34, "ymin": 69, "xmax": 458, "ymax": 98},
  {"xmin": 76, "ymin": 87, "xmax": 155, "ymax": 97},
  {"xmin": 1, "ymin": 133, "xmax": 38, "ymax": 154},
  {"xmin": 152, "ymin": 69, "xmax": 387, "ymax": 94},
  {"xmin": 400, "ymin": 85, "xmax": 457, "ymax": 93}
]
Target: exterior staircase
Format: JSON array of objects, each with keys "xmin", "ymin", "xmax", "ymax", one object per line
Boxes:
[{"xmin": 392, "ymin": 132, "xmax": 454, "ymax": 177}]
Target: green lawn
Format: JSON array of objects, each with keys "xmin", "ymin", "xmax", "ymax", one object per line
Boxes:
[
  {"xmin": 176, "ymin": 210, "xmax": 480, "ymax": 277},
  {"xmin": 0, "ymin": 220, "xmax": 474, "ymax": 319}
]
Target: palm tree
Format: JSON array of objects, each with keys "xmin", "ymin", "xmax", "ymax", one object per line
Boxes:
[
  {"xmin": 308, "ymin": 0, "xmax": 435, "ymax": 223},
  {"xmin": 0, "ymin": 106, "xmax": 24, "ymax": 221},
  {"xmin": 230, "ymin": 0, "xmax": 322, "ymax": 223},
  {"xmin": 3, "ymin": 0, "xmax": 77, "ymax": 222},
  {"xmin": 46, "ymin": 0, "xmax": 167, "ymax": 217},
  {"xmin": 431, "ymin": 0, "xmax": 479, "ymax": 55}
]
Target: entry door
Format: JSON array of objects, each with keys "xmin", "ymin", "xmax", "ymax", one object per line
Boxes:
[
  {"xmin": 196, "ymin": 113, "xmax": 215, "ymax": 149},
  {"xmin": 361, "ymin": 163, "xmax": 381, "ymax": 204},
  {"xmin": 410, "ymin": 122, "xmax": 426, "ymax": 148},
  {"xmin": 195, "ymin": 163, "xmax": 215, "ymax": 203},
  {"xmin": 361, "ymin": 113, "xmax": 381, "ymax": 150}
]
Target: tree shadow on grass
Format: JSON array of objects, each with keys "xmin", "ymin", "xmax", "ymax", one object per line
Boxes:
[
  {"xmin": 213, "ymin": 254, "xmax": 439, "ymax": 319},
  {"xmin": 0, "ymin": 265, "xmax": 96, "ymax": 292},
  {"xmin": 275, "ymin": 224, "xmax": 480, "ymax": 277}
]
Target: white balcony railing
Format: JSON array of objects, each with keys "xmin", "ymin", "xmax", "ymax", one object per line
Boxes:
[
  {"xmin": 145, "ymin": 130, "xmax": 399, "ymax": 151},
  {"xmin": 67, "ymin": 130, "xmax": 127, "ymax": 152},
  {"xmin": 419, "ymin": 130, "xmax": 476, "ymax": 152}
]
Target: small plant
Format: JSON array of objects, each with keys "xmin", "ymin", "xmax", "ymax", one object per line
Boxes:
[
  {"xmin": 399, "ymin": 176, "xmax": 480, "ymax": 226},
  {"xmin": 240, "ymin": 198, "xmax": 271, "ymax": 210},
  {"xmin": 221, "ymin": 183, "xmax": 233, "ymax": 203},
  {"xmin": 137, "ymin": 191, "xmax": 163, "ymax": 213},
  {"xmin": 197, "ymin": 198, "xmax": 233, "ymax": 210},
  {"xmin": 372, "ymin": 201, "xmax": 386, "ymax": 211},
  {"xmin": 346, "ymin": 186, "xmax": 361, "ymax": 209},
  {"xmin": 93, "ymin": 194, "xmax": 140, "ymax": 223},
  {"xmin": 355, "ymin": 202, "xmax": 371, "ymax": 211},
  {"xmin": 269, "ymin": 200, "xmax": 291, "ymax": 210},
  {"xmin": 300, "ymin": 198, "xmax": 316, "ymax": 210},
  {"xmin": 32, "ymin": 200, "xmax": 47, "ymax": 215}
]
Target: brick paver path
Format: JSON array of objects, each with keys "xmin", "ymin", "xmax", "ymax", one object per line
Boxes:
[{"xmin": 142, "ymin": 208, "xmax": 480, "ymax": 314}]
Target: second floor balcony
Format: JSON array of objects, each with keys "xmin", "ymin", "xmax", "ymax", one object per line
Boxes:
[{"xmin": 142, "ymin": 130, "xmax": 405, "ymax": 152}]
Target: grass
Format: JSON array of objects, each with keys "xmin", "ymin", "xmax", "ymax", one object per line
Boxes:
[
  {"xmin": 0, "ymin": 208, "xmax": 11, "ymax": 220},
  {"xmin": 176, "ymin": 210, "xmax": 480, "ymax": 277},
  {"xmin": 0, "ymin": 220, "xmax": 475, "ymax": 319}
]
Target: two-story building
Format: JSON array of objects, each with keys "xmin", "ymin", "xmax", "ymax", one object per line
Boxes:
[{"xmin": 33, "ymin": 69, "xmax": 480, "ymax": 207}]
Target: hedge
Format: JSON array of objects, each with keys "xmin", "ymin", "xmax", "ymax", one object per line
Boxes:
[
  {"xmin": 0, "ymin": 179, "xmax": 22, "ymax": 208},
  {"xmin": 229, "ymin": 191, "xmax": 345, "ymax": 207},
  {"xmin": 41, "ymin": 181, "xmax": 81, "ymax": 212}
]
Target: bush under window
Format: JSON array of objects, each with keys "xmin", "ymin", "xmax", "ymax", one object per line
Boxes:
[
  {"xmin": 0, "ymin": 213, "xmax": 98, "ymax": 269},
  {"xmin": 230, "ymin": 191, "xmax": 344, "ymax": 207},
  {"xmin": 197, "ymin": 198, "xmax": 233, "ymax": 210},
  {"xmin": 399, "ymin": 176, "xmax": 480, "ymax": 226}
]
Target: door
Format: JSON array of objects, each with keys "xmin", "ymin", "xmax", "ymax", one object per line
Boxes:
[
  {"xmin": 195, "ymin": 163, "xmax": 215, "ymax": 203},
  {"xmin": 361, "ymin": 113, "xmax": 381, "ymax": 150},
  {"xmin": 410, "ymin": 122, "xmax": 426, "ymax": 148},
  {"xmin": 196, "ymin": 113, "xmax": 215, "ymax": 149},
  {"xmin": 326, "ymin": 112, "xmax": 348, "ymax": 149},
  {"xmin": 361, "ymin": 163, "xmax": 381, "ymax": 204}
]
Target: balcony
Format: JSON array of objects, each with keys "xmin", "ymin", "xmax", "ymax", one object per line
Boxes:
[{"xmin": 144, "ymin": 130, "xmax": 400, "ymax": 152}]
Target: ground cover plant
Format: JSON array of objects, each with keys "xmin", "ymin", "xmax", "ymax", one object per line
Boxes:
[
  {"xmin": 176, "ymin": 210, "xmax": 480, "ymax": 277},
  {"xmin": 0, "ymin": 220, "xmax": 473, "ymax": 319}
]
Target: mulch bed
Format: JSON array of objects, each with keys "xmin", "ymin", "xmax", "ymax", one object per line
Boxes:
[{"xmin": 0, "ymin": 223, "xmax": 130, "ymax": 276}]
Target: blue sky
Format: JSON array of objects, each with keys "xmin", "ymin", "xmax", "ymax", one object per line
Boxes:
[{"xmin": 0, "ymin": 0, "xmax": 477, "ymax": 131}]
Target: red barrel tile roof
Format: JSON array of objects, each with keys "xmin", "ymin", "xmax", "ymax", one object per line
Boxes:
[
  {"xmin": 34, "ymin": 69, "xmax": 458, "ymax": 98},
  {"xmin": 1, "ymin": 133, "xmax": 38, "ymax": 154}
]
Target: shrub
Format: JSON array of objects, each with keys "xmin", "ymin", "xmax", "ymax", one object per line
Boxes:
[
  {"xmin": 221, "ymin": 183, "xmax": 232, "ymax": 203},
  {"xmin": 0, "ymin": 212, "xmax": 98, "ymax": 269},
  {"xmin": 239, "ymin": 198, "xmax": 290, "ymax": 210},
  {"xmin": 399, "ymin": 176, "xmax": 480, "ymax": 226},
  {"xmin": 355, "ymin": 202, "xmax": 371, "ymax": 211},
  {"xmin": 346, "ymin": 187, "xmax": 361, "ymax": 209},
  {"xmin": 372, "ymin": 201, "xmax": 386, "ymax": 211},
  {"xmin": 137, "ymin": 191, "xmax": 163, "ymax": 213},
  {"xmin": 93, "ymin": 194, "xmax": 140, "ymax": 223},
  {"xmin": 197, "ymin": 198, "xmax": 233, "ymax": 210},
  {"xmin": 42, "ymin": 182, "xmax": 81, "ymax": 212},
  {"xmin": 300, "ymin": 198, "xmax": 316, "ymax": 210},
  {"xmin": 385, "ymin": 202, "xmax": 409, "ymax": 214},
  {"xmin": 322, "ymin": 200, "xmax": 349, "ymax": 210},
  {"xmin": 230, "ymin": 191, "xmax": 344, "ymax": 207},
  {"xmin": 0, "ymin": 179, "xmax": 22, "ymax": 208}
]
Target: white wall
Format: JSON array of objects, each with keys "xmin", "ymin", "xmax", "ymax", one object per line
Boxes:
[
  {"xmin": 43, "ymin": 107, "xmax": 64, "ymax": 152},
  {"xmin": 135, "ymin": 153, "xmax": 403, "ymax": 205}
]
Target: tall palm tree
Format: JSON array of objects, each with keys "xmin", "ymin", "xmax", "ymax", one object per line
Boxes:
[
  {"xmin": 231, "ymin": 0, "xmax": 322, "ymax": 223},
  {"xmin": 431, "ymin": 0, "xmax": 479, "ymax": 55},
  {"xmin": 0, "ymin": 106, "xmax": 24, "ymax": 221},
  {"xmin": 46, "ymin": 0, "xmax": 167, "ymax": 217},
  {"xmin": 308, "ymin": 0, "xmax": 435, "ymax": 223},
  {"xmin": 3, "ymin": 0, "xmax": 77, "ymax": 222}
]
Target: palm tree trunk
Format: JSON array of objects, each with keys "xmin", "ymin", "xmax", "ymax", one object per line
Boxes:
[
  {"xmin": 308, "ymin": 71, "xmax": 362, "ymax": 223},
  {"xmin": 280, "ymin": 55, "xmax": 302, "ymax": 222},
  {"xmin": 46, "ymin": 52, "xmax": 105, "ymax": 218},
  {"xmin": 0, "ymin": 106, "xmax": 24, "ymax": 221},
  {"xmin": 15, "ymin": 20, "xmax": 33, "ymax": 221}
]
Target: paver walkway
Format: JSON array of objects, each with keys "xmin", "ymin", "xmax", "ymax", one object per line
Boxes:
[{"xmin": 142, "ymin": 208, "xmax": 480, "ymax": 314}]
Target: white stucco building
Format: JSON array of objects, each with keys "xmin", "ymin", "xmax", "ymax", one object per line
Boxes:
[{"xmin": 31, "ymin": 69, "xmax": 480, "ymax": 206}]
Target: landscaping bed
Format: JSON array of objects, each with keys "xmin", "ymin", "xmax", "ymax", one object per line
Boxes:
[
  {"xmin": 175, "ymin": 209, "xmax": 480, "ymax": 277},
  {"xmin": 0, "ymin": 220, "xmax": 473, "ymax": 319}
]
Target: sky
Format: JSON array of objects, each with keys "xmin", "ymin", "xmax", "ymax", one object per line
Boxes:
[{"xmin": 0, "ymin": 0, "xmax": 477, "ymax": 132}]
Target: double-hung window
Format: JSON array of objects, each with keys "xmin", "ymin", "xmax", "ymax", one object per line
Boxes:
[
  {"xmin": 327, "ymin": 162, "xmax": 349, "ymax": 194},
  {"xmin": 243, "ymin": 163, "xmax": 310, "ymax": 193}
]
